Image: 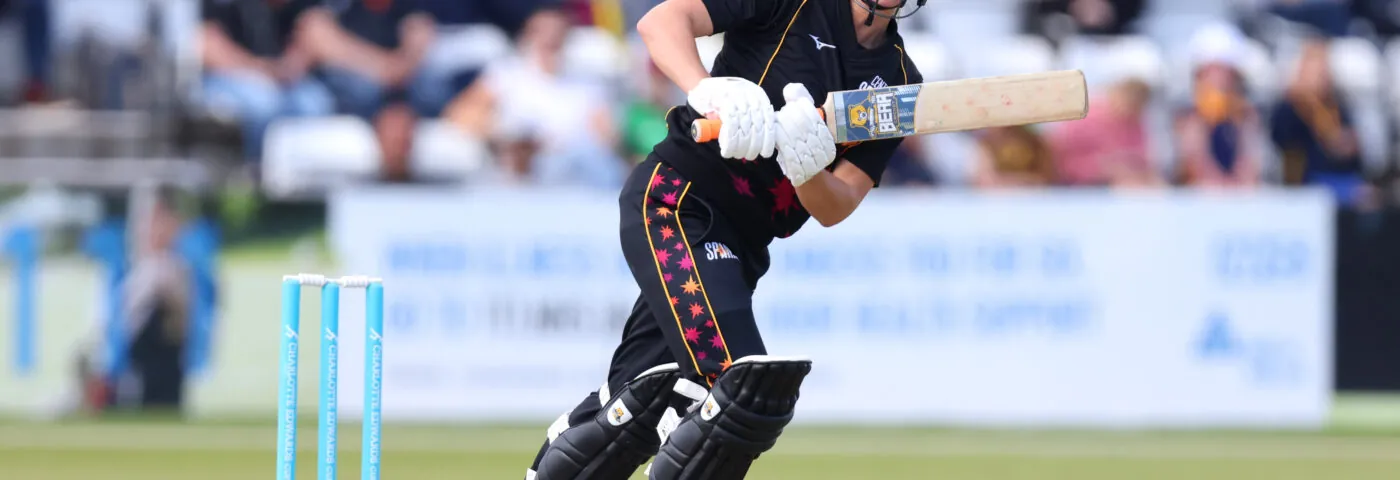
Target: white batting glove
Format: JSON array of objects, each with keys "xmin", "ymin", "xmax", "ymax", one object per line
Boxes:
[
  {"xmin": 687, "ymin": 77, "xmax": 777, "ymax": 160},
  {"xmin": 773, "ymin": 83, "xmax": 836, "ymax": 186}
]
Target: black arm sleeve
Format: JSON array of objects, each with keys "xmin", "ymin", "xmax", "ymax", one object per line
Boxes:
[
  {"xmin": 840, "ymin": 140, "xmax": 900, "ymax": 187},
  {"xmin": 702, "ymin": 0, "xmax": 794, "ymax": 34}
]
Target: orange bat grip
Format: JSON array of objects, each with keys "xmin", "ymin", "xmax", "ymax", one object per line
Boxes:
[{"xmin": 689, "ymin": 109, "xmax": 827, "ymax": 143}]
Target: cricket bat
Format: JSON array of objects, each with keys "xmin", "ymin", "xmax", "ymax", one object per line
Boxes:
[{"xmin": 690, "ymin": 70, "xmax": 1088, "ymax": 144}]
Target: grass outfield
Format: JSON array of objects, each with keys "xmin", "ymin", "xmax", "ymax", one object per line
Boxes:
[{"xmin": 3, "ymin": 422, "xmax": 1400, "ymax": 479}]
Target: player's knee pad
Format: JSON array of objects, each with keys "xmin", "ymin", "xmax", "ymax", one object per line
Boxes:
[
  {"xmin": 648, "ymin": 355, "xmax": 813, "ymax": 480},
  {"xmin": 531, "ymin": 363, "xmax": 682, "ymax": 480}
]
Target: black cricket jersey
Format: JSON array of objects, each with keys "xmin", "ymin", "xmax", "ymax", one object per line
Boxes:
[{"xmin": 651, "ymin": 0, "xmax": 922, "ymax": 248}]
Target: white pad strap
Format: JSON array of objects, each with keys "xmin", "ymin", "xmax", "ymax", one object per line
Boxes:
[
  {"xmin": 672, "ymin": 378, "xmax": 708, "ymax": 403},
  {"xmin": 732, "ymin": 354, "xmax": 812, "ymax": 365},
  {"xmin": 545, "ymin": 412, "xmax": 570, "ymax": 443},
  {"xmin": 655, "ymin": 406, "xmax": 682, "ymax": 446}
]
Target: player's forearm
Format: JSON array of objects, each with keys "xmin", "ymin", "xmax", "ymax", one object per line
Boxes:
[
  {"xmin": 794, "ymin": 171, "xmax": 861, "ymax": 227},
  {"xmin": 637, "ymin": 0, "xmax": 714, "ymax": 92}
]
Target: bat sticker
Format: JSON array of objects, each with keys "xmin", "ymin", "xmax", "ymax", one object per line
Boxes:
[{"xmin": 833, "ymin": 84, "xmax": 920, "ymax": 142}]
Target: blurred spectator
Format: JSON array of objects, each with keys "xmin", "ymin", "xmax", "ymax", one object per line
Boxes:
[
  {"xmin": 296, "ymin": 0, "xmax": 439, "ymax": 182},
  {"xmin": 117, "ymin": 187, "xmax": 193, "ymax": 412},
  {"xmin": 1050, "ymin": 78, "xmax": 1163, "ymax": 187},
  {"xmin": 623, "ymin": 0, "xmax": 662, "ymax": 32},
  {"xmin": 413, "ymin": 0, "xmax": 566, "ymax": 123},
  {"xmin": 200, "ymin": 0, "xmax": 334, "ymax": 164},
  {"xmin": 1270, "ymin": 39, "xmax": 1371, "ymax": 206},
  {"xmin": 619, "ymin": 61, "xmax": 675, "ymax": 164},
  {"xmin": 1174, "ymin": 25, "xmax": 1265, "ymax": 188},
  {"xmin": 1355, "ymin": 0, "xmax": 1400, "ymax": 38},
  {"xmin": 880, "ymin": 142, "xmax": 939, "ymax": 187},
  {"xmin": 562, "ymin": 0, "xmax": 594, "ymax": 26},
  {"xmin": 1268, "ymin": 0, "xmax": 1352, "ymax": 37},
  {"xmin": 1022, "ymin": 0, "xmax": 1147, "ymax": 43},
  {"xmin": 444, "ymin": 8, "xmax": 624, "ymax": 187},
  {"xmin": 417, "ymin": 0, "xmax": 552, "ymax": 36},
  {"xmin": 972, "ymin": 126, "xmax": 1057, "ymax": 188},
  {"xmin": 0, "ymin": 0, "xmax": 50, "ymax": 103}
]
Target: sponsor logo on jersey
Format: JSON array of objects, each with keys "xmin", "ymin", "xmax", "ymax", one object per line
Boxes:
[
  {"xmin": 859, "ymin": 75, "xmax": 888, "ymax": 90},
  {"xmin": 809, "ymin": 34, "xmax": 836, "ymax": 51},
  {"xmin": 704, "ymin": 242, "xmax": 739, "ymax": 261}
]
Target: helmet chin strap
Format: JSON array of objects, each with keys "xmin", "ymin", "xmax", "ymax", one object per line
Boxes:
[{"xmin": 855, "ymin": 0, "xmax": 926, "ymax": 26}]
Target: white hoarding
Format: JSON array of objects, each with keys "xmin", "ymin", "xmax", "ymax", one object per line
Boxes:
[{"xmin": 327, "ymin": 188, "xmax": 1333, "ymax": 428}]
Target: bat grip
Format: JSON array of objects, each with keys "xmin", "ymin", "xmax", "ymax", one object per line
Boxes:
[
  {"xmin": 691, "ymin": 119, "xmax": 722, "ymax": 143},
  {"xmin": 689, "ymin": 108, "xmax": 827, "ymax": 143}
]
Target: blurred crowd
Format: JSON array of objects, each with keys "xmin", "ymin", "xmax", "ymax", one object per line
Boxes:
[
  {"xmin": 0, "ymin": 0, "xmax": 1399, "ymax": 210},
  {"xmin": 3, "ymin": 0, "xmax": 1397, "ymax": 416}
]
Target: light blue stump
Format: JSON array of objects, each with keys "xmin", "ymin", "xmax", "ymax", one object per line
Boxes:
[
  {"xmin": 277, "ymin": 279, "xmax": 302, "ymax": 480},
  {"xmin": 319, "ymin": 282, "xmax": 341, "ymax": 480},
  {"xmin": 362, "ymin": 282, "xmax": 384, "ymax": 480}
]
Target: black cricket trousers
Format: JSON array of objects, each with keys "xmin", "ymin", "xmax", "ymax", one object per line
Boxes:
[{"xmin": 529, "ymin": 156, "xmax": 770, "ymax": 467}]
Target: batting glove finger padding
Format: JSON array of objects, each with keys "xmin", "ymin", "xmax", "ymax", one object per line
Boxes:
[
  {"xmin": 774, "ymin": 83, "xmax": 836, "ymax": 187},
  {"xmin": 687, "ymin": 77, "xmax": 777, "ymax": 160}
]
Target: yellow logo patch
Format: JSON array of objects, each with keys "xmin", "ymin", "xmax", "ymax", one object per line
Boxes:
[{"xmin": 848, "ymin": 104, "xmax": 869, "ymax": 127}]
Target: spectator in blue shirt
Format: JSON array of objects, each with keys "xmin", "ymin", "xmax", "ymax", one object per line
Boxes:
[
  {"xmin": 1270, "ymin": 39, "xmax": 1370, "ymax": 206},
  {"xmin": 296, "ymin": 0, "xmax": 438, "ymax": 181},
  {"xmin": 200, "ymin": 0, "xmax": 335, "ymax": 164}
]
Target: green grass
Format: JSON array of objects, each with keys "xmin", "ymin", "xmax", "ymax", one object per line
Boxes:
[{"xmin": 3, "ymin": 422, "xmax": 1400, "ymax": 479}]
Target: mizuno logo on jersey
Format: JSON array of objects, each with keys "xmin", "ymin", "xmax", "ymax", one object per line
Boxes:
[
  {"xmin": 704, "ymin": 242, "xmax": 739, "ymax": 261},
  {"xmin": 859, "ymin": 75, "xmax": 888, "ymax": 90},
  {"xmin": 809, "ymin": 34, "xmax": 836, "ymax": 51}
]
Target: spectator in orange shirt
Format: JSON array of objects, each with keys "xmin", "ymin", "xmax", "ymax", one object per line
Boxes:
[{"xmin": 1174, "ymin": 24, "xmax": 1265, "ymax": 188}]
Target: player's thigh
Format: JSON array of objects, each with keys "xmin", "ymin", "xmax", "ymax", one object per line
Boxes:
[
  {"xmin": 603, "ymin": 296, "xmax": 680, "ymax": 392},
  {"xmin": 618, "ymin": 160, "xmax": 765, "ymax": 383}
]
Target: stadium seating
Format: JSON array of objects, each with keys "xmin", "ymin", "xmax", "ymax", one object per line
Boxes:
[
  {"xmin": 261, "ymin": 116, "xmax": 382, "ymax": 200},
  {"xmin": 898, "ymin": 32, "xmax": 953, "ymax": 81},
  {"xmin": 563, "ymin": 26, "xmax": 627, "ymax": 82},
  {"xmin": 954, "ymin": 35, "xmax": 1055, "ymax": 78},
  {"xmin": 410, "ymin": 120, "xmax": 490, "ymax": 182},
  {"xmin": 1058, "ymin": 35, "xmax": 1165, "ymax": 90},
  {"xmin": 423, "ymin": 24, "xmax": 513, "ymax": 79},
  {"xmin": 920, "ymin": 0, "xmax": 1020, "ymax": 52}
]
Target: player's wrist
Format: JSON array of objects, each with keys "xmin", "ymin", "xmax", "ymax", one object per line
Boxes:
[{"xmin": 676, "ymin": 72, "xmax": 711, "ymax": 94}]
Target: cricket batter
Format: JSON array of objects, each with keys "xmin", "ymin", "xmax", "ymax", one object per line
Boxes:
[{"xmin": 528, "ymin": 0, "xmax": 925, "ymax": 478}]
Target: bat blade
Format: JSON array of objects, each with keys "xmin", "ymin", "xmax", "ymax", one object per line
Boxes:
[
  {"xmin": 828, "ymin": 70, "xmax": 1088, "ymax": 143},
  {"xmin": 690, "ymin": 70, "xmax": 1089, "ymax": 143}
]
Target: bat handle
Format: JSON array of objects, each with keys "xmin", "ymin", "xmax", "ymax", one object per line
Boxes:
[
  {"xmin": 689, "ymin": 108, "xmax": 827, "ymax": 143},
  {"xmin": 690, "ymin": 119, "xmax": 722, "ymax": 143}
]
